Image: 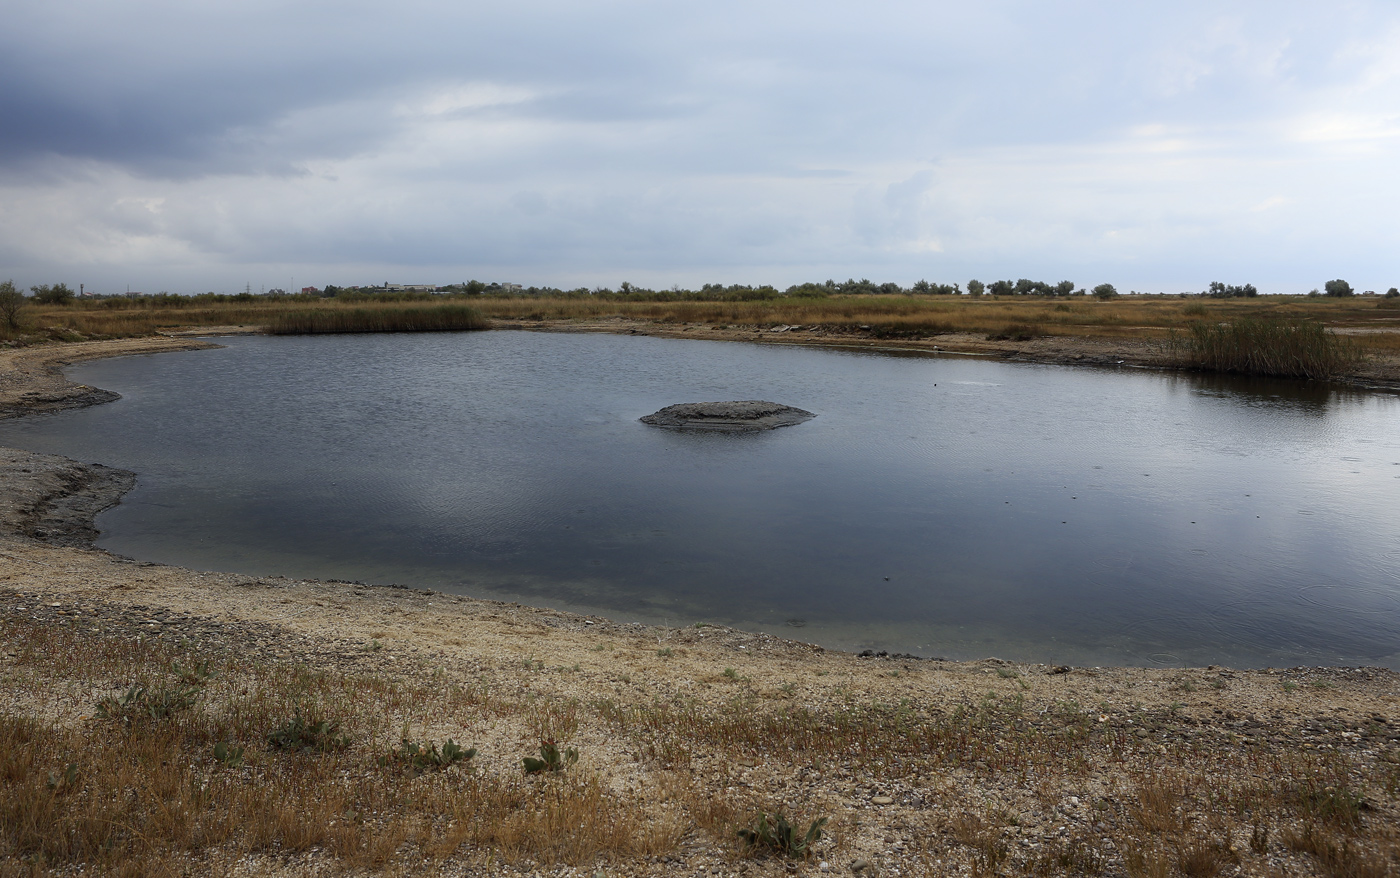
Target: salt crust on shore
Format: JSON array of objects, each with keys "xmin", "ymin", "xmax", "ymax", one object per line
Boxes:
[{"xmin": 1, "ymin": 335, "xmax": 1398, "ymax": 877}]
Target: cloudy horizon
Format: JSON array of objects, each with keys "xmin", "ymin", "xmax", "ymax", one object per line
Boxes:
[{"xmin": 1, "ymin": 1, "xmax": 1397, "ymax": 295}]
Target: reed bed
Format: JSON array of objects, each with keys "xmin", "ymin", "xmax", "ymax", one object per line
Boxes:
[
  {"xmin": 1170, "ymin": 318, "xmax": 1363, "ymax": 380},
  {"xmin": 264, "ymin": 304, "xmax": 488, "ymax": 335}
]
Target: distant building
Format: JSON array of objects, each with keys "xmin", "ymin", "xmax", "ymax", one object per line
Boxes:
[{"xmin": 383, "ymin": 283, "xmax": 438, "ymax": 292}]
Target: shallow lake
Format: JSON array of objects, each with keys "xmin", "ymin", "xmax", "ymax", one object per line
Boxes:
[{"xmin": 2, "ymin": 331, "xmax": 1398, "ymax": 668}]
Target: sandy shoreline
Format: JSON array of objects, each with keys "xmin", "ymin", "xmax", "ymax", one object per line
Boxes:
[{"xmin": 2, "ymin": 335, "xmax": 1398, "ymax": 876}]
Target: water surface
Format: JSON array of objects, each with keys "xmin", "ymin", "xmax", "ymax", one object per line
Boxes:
[{"xmin": 1, "ymin": 332, "xmax": 1396, "ymax": 668}]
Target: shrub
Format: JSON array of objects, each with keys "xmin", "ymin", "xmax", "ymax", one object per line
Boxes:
[{"xmin": 0, "ymin": 280, "xmax": 23, "ymax": 331}]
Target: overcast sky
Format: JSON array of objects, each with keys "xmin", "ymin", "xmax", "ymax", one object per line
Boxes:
[{"xmin": 1, "ymin": 1, "xmax": 1397, "ymax": 294}]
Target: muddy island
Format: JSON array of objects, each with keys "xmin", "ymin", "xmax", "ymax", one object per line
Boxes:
[{"xmin": 640, "ymin": 399, "xmax": 815, "ymax": 431}]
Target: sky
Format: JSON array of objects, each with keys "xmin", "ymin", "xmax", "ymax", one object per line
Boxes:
[{"xmin": 1, "ymin": 0, "xmax": 1397, "ymax": 295}]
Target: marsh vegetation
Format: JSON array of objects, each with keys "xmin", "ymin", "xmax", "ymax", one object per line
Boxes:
[{"xmin": 5, "ymin": 288, "xmax": 1399, "ymax": 365}]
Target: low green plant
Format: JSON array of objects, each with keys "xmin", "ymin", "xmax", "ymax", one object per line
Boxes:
[
  {"xmin": 737, "ymin": 813, "xmax": 828, "ymax": 859},
  {"xmin": 95, "ymin": 682, "xmax": 200, "ymax": 721},
  {"xmin": 722, "ymin": 667, "xmax": 739, "ymax": 680},
  {"xmin": 522, "ymin": 739, "xmax": 577, "ymax": 774},
  {"xmin": 267, "ymin": 711, "xmax": 351, "ymax": 753},
  {"xmin": 381, "ymin": 737, "xmax": 476, "ymax": 773},
  {"xmin": 172, "ymin": 658, "xmax": 216, "ymax": 685},
  {"xmin": 656, "ymin": 647, "xmax": 673, "ymax": 657},
  {"xmin": 212, "ymin": 742, "xmax": 245, "ymax": 768},
  {"xmin": 46, "ymin": 763, "xmax": 79, "ymax": 793}
]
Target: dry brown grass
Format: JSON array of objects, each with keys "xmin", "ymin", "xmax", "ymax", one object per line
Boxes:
[
  {"xmin": 0, "ymin": 618, "xmax": 686, "ymax": 874},
  {"xmin": 4, "ymin": 609, "xmax": 1399, "ymax": 876}
]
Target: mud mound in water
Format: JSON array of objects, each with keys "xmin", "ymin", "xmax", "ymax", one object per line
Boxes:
[{"xmin": 640, "ymin": 400, "xmax": 815, "ymax": 432}]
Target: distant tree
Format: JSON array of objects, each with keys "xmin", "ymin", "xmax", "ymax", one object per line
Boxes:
[
  {"xmin": 967, "ymin": 279, "xmax": 985, "ymax": 297},
  {"xmin": 1092, "ymin": 283, "xmax": 1118, "ymax": 299},
  {"xmin": 1206, "ymin": 281, "xmax": 1258, "ymax": 298},
  {"xmin": 987, "ymin": 280, "xmax": 1014, "ymax": 296},
  {"xmin": 1054, "ymin": 280, "xmax": 1076, "ymax": 297},
  {"xmin": 1385, "ymin": 287, "xmax": 1398, "ymax": 298},
  {"xmin": 0, "ymin": 280, "xmax": 23, "ymax": 330},
  {"xmin": 1324, "ymin": 279, "xmax": 1354, "ymax": 297},
  {"xmin": 911, "ymin": 279, "xmax": 931, "ymax": 294},
  {"xmin": 30, "ymin": 282, "xmax": 74, "ymax": 305}
]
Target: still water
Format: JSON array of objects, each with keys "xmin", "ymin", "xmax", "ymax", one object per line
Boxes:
[{"xmin": 2, "ymin": 332, "xmax": 1397, "ymax": 668}]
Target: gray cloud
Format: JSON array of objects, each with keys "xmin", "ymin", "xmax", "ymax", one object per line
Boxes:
[{"xmin": 1, "ymin": 0, "xmax": 1397, "ymax": 292}]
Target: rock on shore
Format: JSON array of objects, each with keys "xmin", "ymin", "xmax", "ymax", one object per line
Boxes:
[{"xmin": 640, "ymin": 400, "xmax": 815, "ymax": 431}]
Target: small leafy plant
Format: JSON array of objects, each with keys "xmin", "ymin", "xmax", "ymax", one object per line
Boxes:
[
  {"xmin": 737, "ymin": 813, "xmax": 828, "ymax": 859},
  {"xmin": 212, "ymin": 741, "xmax": 245, "ymax": 768},
  {"xmin": 523, "ymin": 739, "xmax": 577, "ymax": 774},
  {"xmin": 268, "ymin": 711, "xmax": 351, "ymax": 753},
  {"xmin": 46, "ymin": 763, "xmax": 79, "ymax": 793},
  {"xmin": 95, "ymin": 682, "xmax": 201, "ymax": 721},
  {"xmin": 381, "ymin": 737, "xmax": 476, "ymax": 773},
  {"xmin": 172, "ymin": 658, "xmax": 217, "ymax": 685}
]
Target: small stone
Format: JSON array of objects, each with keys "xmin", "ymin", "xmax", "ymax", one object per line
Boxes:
[
  {"xmin": 871, "ymin": 796, "xmax": 894, "ymax": 805},
  {"xmin": 851, "ymin": 860, "xmax": 871, "ymax": 873}
]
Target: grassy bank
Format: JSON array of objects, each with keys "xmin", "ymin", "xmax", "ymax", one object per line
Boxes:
[
  {"xmin": 7, "ymin": 293, "xmax": 1396, "ymax": 343},
  {"xmin": 6, "ymin": 293, "xmax": 1400, "ymax": 381}
]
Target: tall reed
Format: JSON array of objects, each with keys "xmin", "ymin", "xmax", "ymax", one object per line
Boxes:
[
  {"xmin": 1172, "ymin": 318, "xmax": 1361, "ymax": 379},
  {"xmin": 265, "ymin": 304, "xmax": 488, "ymax": 334}
]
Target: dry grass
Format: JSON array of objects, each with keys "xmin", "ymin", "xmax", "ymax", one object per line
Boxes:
[
  {"xmin": 3, "ymin": 607, "xmax": 1399, "ymax": 875},
  {"xmin": 0, "ymin": 618, "xmax": 684, "ymax": 874}
]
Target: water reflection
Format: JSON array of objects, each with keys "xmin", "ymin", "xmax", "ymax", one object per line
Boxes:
[{"xmin": 0, "ymin": 332, "xmax": 1396, "ymax": 668}]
